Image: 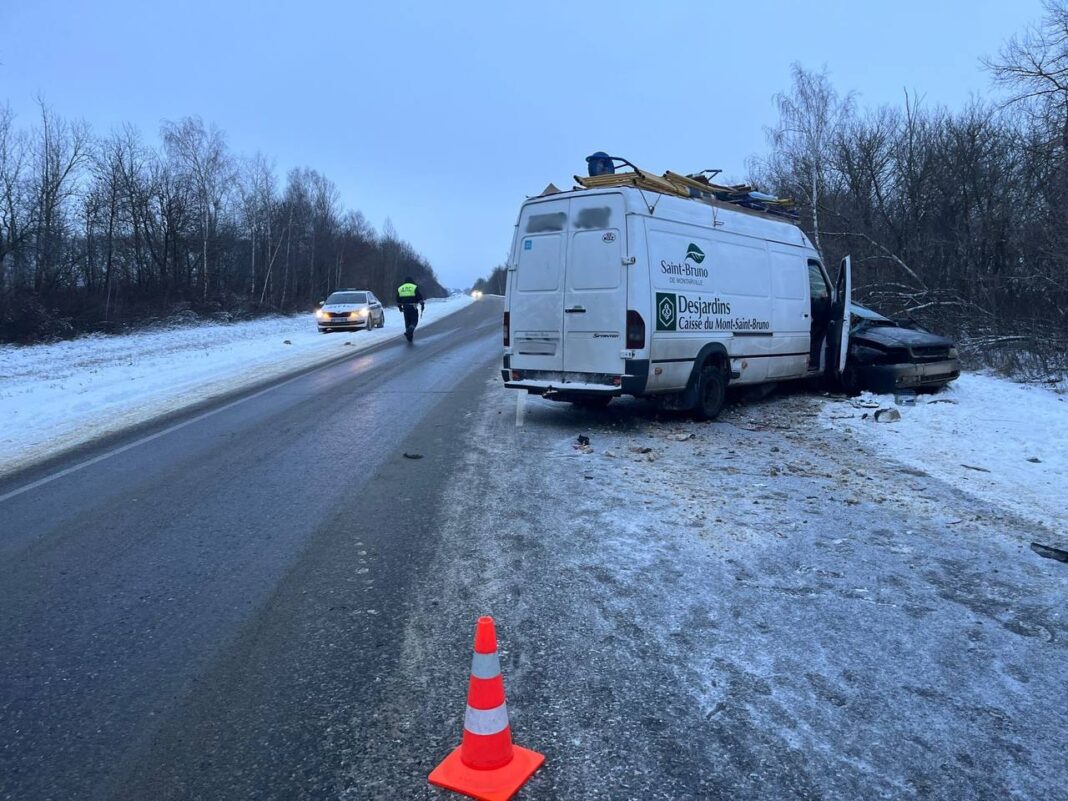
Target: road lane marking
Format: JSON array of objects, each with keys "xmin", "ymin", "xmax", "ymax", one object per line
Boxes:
[{"xmin": 515, "ymin": 392, "xmax": 525, "ymax": 427}]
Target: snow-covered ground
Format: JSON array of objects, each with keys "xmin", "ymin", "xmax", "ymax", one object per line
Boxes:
[
  {"xmin": 0, "ymin": 295, "xmax": 472, "ymax": 477},
  {"xmin": 394, "ymin": 376, "xmax": 1067, "ymax": 799},
  {"xmin": 819, "ymin": 373, "xmax": 1068, "ymax": 533}
]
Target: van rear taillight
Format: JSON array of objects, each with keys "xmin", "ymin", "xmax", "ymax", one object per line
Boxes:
[
  {"xmin": 503, "ymin": 311, "xmax": 510, "ymax": 347},
  {"xmin": 626, "ymin": 310, "xmax": 646, "ymax": 349}
]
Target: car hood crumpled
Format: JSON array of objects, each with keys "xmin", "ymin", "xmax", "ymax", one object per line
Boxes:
[{"xmin": 853, "ymin": 325, "xmax": 954, "ymax": 350}]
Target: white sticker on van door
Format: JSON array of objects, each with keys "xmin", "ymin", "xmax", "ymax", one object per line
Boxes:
[{"xmin": 655, "ymin": 291, "xmax": 770, "ymax": 333}]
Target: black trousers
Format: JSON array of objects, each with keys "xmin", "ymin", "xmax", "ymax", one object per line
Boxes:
[{"xmin": 401, "ymin": 304, "xmax": 419, "ymax": 331}]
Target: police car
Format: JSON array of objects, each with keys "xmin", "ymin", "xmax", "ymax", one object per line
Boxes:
[{"xmin": 315, "ymin": 289, "xmax": 386, "ymax": 333}]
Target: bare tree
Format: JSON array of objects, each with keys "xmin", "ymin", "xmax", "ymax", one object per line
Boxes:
[
  {"xmin": 0, "ymin": 104, "xmax": 30, "ymax": 294},
  {"xmin": 766, "ymin": 65, "xmax": 855, "ymax": 253},
  {"xmin": 161, "ymin": 117, "xmax": 232, "ymax": 300},
  {"xmin": 0, "ymin": 109, "xmax": 445, "ymax": 341},
  {"xmin": 30, "ymin": 101, "xmax": 90, "ymax": 293},
  {"xmin": 986, "ymin": 1, "xmax": 1068, "ymax": 152}
]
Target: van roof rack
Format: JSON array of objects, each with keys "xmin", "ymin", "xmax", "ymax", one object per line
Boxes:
[{"xmin": 573, "ymin": 155, "xmax": 798, "ymax": 220}]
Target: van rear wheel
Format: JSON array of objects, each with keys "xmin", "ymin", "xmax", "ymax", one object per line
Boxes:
[{"xmin": 694, "ymin": 365, "xmax": 727, "ymax": 421}]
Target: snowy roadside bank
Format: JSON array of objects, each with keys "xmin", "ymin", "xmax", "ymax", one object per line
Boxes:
[
  {"xmin": 0, "ymin": 295, "xmax": 473, "ymax": 478},
  {"xmin": 818, "ymin": 373, "xmax": 1068, "ymax": 533}
]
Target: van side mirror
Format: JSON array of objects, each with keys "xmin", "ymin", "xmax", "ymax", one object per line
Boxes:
[{"xmin": 317, "ymin": 300, "xmax": 324, "ymax": 307}]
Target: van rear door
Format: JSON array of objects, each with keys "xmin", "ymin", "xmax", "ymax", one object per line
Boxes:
[
  {"xmin": 510, "ymin": 200, "xmax": 568, "ymax": 372},
  {"xmin": 562, "ymin": 194, "xmax": 627, "ymax": 376}
]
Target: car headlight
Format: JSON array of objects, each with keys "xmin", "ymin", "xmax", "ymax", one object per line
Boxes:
[
  {"xmin": 948, "ymin": 347, "xmax": 959, "ymax": 359},
  {"xmin": 315, "ymin": 309, "xmax": 325, "ymax": 318}
]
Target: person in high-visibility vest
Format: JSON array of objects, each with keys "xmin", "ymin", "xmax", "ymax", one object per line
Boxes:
[{"xmin": 396, "ymin": 277, "xmax": 425, "ymax": 342}]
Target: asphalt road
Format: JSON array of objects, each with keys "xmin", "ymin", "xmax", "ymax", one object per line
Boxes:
[
  {"xmin": 0, "ymin": 299, "xmax": 505, "ymax": 801},
  {"xmin": 2, "ymin": 295, "xmax": 1065, "ymax": 801}
]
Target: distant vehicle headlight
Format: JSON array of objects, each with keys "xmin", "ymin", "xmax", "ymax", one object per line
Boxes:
[{"xmin": 472, "ymin": 290, "xmax": 483, "ymax": 299}]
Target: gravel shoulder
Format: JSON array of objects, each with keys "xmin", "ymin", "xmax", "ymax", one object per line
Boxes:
[{"xmin": 393, "ymin": 378, "xmax": 1068, "ymax": 801}]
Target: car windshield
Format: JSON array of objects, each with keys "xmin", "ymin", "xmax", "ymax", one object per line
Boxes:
[
  {"xmin": 851, "ymin": 316, "xmax": 897, "ymax": 334},
  {"xmin": 326, "ymin": 292, "xmax": 367, "ymax": 305},
  {"xmin": 850, "ymin": 303, "xmax": 896, "ymax": 333}
]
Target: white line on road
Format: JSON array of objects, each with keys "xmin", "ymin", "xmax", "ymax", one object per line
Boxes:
[{"xmin": 515, "ymin": 392, "xmax": 526, "ymax": 427}]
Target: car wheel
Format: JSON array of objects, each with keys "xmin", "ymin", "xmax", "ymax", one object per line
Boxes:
[
  {"xmin": 839, "ymin": 366, "xmax": 861, "ymax": 396},
  {"xmin": 693, "ymin": 365, "xmax": 727, "ymax": 421}
]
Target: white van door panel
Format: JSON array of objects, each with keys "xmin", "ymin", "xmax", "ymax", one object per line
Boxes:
[
  {"xmin": 562, "ymin": 196, "xmax": 626, "ymax": 375},
  {"xmin": 836, "ymin": 255, "xmax": 852, "ymax": 374},
  {"xmin": 510, "ymin": 201, "xmax": 568, "ymax": 371},
  {"xmin": 828, "ymin": 255, "xmax": 853, "ymax": 377},
  {"xmin": 767, "ymin": 248, "xmax": 811, "ymax": 379}
]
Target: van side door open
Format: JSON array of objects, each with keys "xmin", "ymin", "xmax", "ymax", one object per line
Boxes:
[
  {"xmin": 827, "ymin": 255, "xmax": 853, "ymax": 378},
  {"xmin": 561, "ymin": 195, "xmax": 627, "ymax": 377}
]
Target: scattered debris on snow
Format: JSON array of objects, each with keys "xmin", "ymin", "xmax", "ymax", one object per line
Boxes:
[
  {"xmin": 1030, "ymin": 542, "xmax": 1068, "ymax": 563},
  {"xmin": 820, "ymin": 373, "xmax": 1068, "ymax": 532}
]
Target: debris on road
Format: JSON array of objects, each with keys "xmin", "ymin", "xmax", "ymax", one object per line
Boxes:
[
  {"xmin": 961, "ymin": 463, "xmax": 991, "ymax": 473},
  {"xmin": 668, "ymin": 432, "xmax": 695, "ymax": 441},
  {"xmin": 403, "ymin": 452, "xmax": 424, "ymax": 460},
  {"xmin": 572, "ymin": 434, "xmax": 593, "ymax": 454},
  {"xmin": 1030, "ymin": 542, "xmax": 1068, "ymax": 563},
  {"xmin": 874, "ymin": 408, "xmax": 901, "ymax": 423}
]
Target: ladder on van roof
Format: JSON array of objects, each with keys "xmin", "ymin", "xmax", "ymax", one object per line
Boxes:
[{"xmin": 572, "ymin": 156, "xmax": 799, "ymax": 220}]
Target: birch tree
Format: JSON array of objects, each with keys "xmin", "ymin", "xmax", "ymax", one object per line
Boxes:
[
  {"xmin": 766, "ymin": 65, "xmax": 854, "ymax": 253},
  {"xmin": 161, "ymin": 117, "xmax": 232, "ymax": 299}
]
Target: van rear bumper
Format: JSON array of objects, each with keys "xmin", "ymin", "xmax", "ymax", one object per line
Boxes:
[{"xmin": 501, "ymin": 358, "xmax": 649, "ymax": 396}]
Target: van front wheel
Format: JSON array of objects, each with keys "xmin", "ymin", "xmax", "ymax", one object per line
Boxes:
[{"xmin": 694, "ymin": 365, "xmax": 727, "ymax": 421}]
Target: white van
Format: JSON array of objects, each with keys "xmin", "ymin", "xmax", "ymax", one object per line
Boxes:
[{"xmin": 501, "ymin": 185, "xmax": 852, "ymax": 419}]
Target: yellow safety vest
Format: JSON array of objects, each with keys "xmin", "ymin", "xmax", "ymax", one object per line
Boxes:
[{"xmin": 398, "ymin": 283, "xmax": 418, "ymax": 299}]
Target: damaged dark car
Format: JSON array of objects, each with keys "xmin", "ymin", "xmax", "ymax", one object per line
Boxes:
[{"xmin": 842, "ymin": 305, "xmax": 960, "ymax": 394}]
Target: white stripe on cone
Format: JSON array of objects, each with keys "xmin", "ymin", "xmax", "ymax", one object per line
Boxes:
[
  {"xmin": 464, "ymin": 703, "xmax": 510, "ymax": 736},
  {"xmin": 470, "ymin": 652, "xmax": 501, "ymax": 679}
]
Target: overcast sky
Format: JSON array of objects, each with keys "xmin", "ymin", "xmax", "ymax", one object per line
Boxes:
[{"xmin": 0, "ymin": 0, "xmax": 1046, "ymax": 289}]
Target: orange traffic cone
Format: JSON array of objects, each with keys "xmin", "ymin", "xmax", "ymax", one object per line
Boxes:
[{"xmin": 428, "ymin": 616, "xmax": 545, "ymax": 801}]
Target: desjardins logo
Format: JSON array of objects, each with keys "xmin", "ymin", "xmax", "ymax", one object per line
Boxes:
[
  {"xmin": 656, "ymin": 292, "xmax": 677, "ymax": 331},
  {"xmin": 685, "ymin": 243, "xmax": 705, "ymax": 264}
]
